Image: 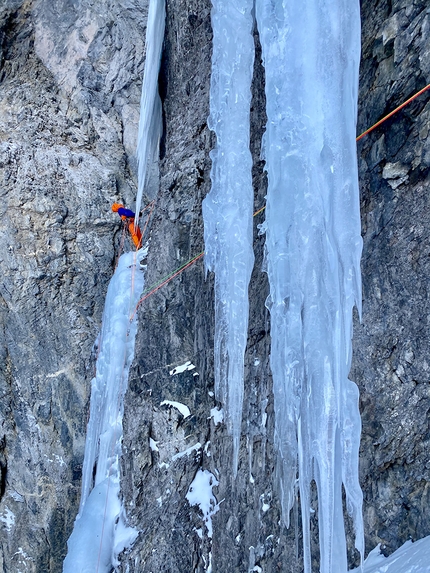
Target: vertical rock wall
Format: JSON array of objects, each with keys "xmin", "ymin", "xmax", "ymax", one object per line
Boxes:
[
  {"xmin": 0, "ymin": 1, "xmax": 149, "ymax": 571},
  {"xmin": 353, "ymin": 0, "xmax": 430, "ymax": 557},
  {"xmin": 0, "ymin": 0, "xmax": 429, "ymax": 571}
]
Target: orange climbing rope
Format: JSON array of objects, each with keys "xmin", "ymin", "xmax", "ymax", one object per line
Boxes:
[
  {"xmin": 356, "ymin": 82, "xmax": 430, "ymax": 141},
  {"xmin": 131, "ymin": 83, "xmax": 430, "ymax": 313},
  {"xmin": 129, "ymin": 252, "xmax": 205, "ymax": 321},
  {"xmin": 130, "ymin": 203, "xmax": 268, "ymax": 319}
]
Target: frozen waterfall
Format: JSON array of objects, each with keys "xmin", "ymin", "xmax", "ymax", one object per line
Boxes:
[
  {"xmin": 205, "ymin": 0, "xmax": 365, "ymax": 570},
  {"xmin": 63, "ymin": 0, "xmax": 166, "ymax": 568},
  {"xmin": 135, "ymin": 0, "xmax": 165, "ymax": 227},
  {"xmin": 255, "ymin": 0, "xmax": 364, "ymax": 571},
  {"xmin": 63, "ymin": 250, "xmax": 144, "ymax": 572},
  {"xmin": 202, "ymin": 0, "xmax": 255, "ymax": 472}
]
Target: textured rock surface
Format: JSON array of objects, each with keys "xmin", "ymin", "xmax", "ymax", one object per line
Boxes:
[
  {"xmin": 0, "ymin": 0, "xmax": 429, "ymax": 572},
  {"xmin": 354, "ymin": 0, "xmax": 430, "ymax": 557},
  {"xmin": 0, "ymin": 1, "xmax": 149, "ymax": 571}
]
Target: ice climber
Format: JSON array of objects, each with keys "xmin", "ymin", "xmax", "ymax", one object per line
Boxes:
[{"xmin": 111, "ymin": 202, "xmax": 142, "ymax": 248}]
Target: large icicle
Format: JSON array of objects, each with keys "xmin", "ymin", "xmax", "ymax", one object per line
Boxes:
[
  {"xmin": 135, "ymin": 0, "xmax": 165, "ymax": 226},
  {"xmin": 63, "ymin": 251, "xmax": 144, "ymax": 572},
  {"xmin": 255, "ymin": 0, "xmax": 364, "ymax": 571},
  {"xmin": 203, "ymin": 0, "xmax": 255, "ymax": 472}
]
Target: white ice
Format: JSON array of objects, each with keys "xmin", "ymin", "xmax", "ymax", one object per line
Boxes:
[
  {"xmin": 186, "ymin": 469, "xmax": 220, "ymax": 538},
  {"xmin": 63, "ymin": 250, "xmax": 144, "ymax": 573},
  {"xmin": 255, "ymin": 0, "xmax": 364, "ymax": 571},
  {"xmin": 349, "ymin": 537, "xmax": 430, "ymax": 573},
  {"xmin": 135, "ymin": 0, "xmax": 165, "ymax": 226},
  {"xmin": 203, "ymin": 0, "xmax": 255, "ymax": 473}
]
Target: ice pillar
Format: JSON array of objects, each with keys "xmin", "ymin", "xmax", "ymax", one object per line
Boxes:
[
  {"xmin": 135, "ymin": 0, "xmax": 165, "ymax": 226},
  {"xmin": 203, "ymin": 0, "xmax": 255, "ymax": 472},
  {"xmin": 63, "ymin": 252, "xmax": 144, "ymax": 572},
  {"xmin": 255, "ymin": 0, "xmax": 364, "ymax": 570}
]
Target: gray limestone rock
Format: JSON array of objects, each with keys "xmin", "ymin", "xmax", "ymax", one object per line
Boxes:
[
  {"xmin": 0, "ymin": 0, "xmax": 429, "ymax": 571},
  {"xmin": 0, "ymin": 1, "xmax": 149, "ymax": 570}
]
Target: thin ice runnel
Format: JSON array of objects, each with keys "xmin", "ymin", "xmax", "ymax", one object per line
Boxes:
[
  {"xmin": 135, "ymin": 0, "xmax": 165, "ymax": 227},
  {"xmin": 255, "ymin": 0, "xmax": 364, "ymax": 571},
  {"xmin": 203, "ymin": 0, "xmax": 255, "ymax": 473}
]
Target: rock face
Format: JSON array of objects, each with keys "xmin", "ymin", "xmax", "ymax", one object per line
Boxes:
[
  {"xmin": 354, "ymin": 0, "xmax": 430, "ymax": 557},
  {"xmin": 0, "ymin": 0, "xmax": 429, "ymax": 572},
  {"xmin": 0, "ymin": 1, "xmax": 149, "ymax": 571}
]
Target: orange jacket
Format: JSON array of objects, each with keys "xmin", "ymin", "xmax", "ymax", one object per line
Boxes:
[{"xmin": 112, "ymin": 203, "xmax": 142, "ymax": 248}]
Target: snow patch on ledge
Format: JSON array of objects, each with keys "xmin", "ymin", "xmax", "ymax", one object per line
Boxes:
[
  {"xmin": 169, "ymin": 361, "xmax": 195, "ymax": 376},
  {"xmin": 186, "ymin": 469, "xmax": 220, "ymax": 538},
  {"xmin": 0, "ymin": 507, "xmax": 15, "ymax": 531},
  {"xmin": 172, "ymin": 442, "xmax": 202, "ymax": 461},
  {"xmin": 160, "ymin": 400, "xmax": 191, "ymax": 418},
  {"xmin": 210, "ymin": 407, "xmax": 224, "ymax": 426},
  {"xmin": 349, "ymin": 536, "xmax": 430, "ymax": 573},
  {"xmin": 149, "ymin": 438, "xmax": 159, "ymax": 452}
]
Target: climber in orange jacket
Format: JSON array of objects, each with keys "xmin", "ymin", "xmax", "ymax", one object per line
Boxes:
[{"xmin": 111, "ymin": 203, "xmax": 142, "ymax": 248}]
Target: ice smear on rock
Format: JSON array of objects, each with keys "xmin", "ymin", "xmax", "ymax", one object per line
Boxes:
[
  {"xmin": 202, "ymin": 0, "xmax": 255, "ymax": 473},
  {"xmin": 255, "ymin": 0, "xmax": 364, "ymax": 571},
  {"xmin": 63, "ymin": 251, "xmax": 144, "ymax": 572},
  {"xmin": 135, "ymin": 0, "xmax": 165, "ymax": 225}
]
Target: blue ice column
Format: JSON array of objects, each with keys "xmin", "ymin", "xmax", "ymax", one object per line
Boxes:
[
  {"xmin": 255, "ymin": 0, "xmax": 364, "ymax": 571},
  {"xmin": 135, "ymin": 0, "xmax": 165, "ymax": 226},
  {"xmin": 203, "ymin": 0, "xmax": 255, "ymax": 472}
]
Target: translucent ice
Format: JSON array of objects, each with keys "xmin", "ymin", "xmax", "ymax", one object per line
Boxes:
[
  {"xmin": 203, "ymin": 0, "xmax": 255, "ymax": 473},
  {"xmin": 135, "ymin": 0, "xmax": 165, "ymax": 226},
  {"xmin": 255, "ymin": 0, "xmax": 364, "ymax": 571},
  {"xmin": 63, "ymin": 251, "xmax": 144, "ymax": 572}
]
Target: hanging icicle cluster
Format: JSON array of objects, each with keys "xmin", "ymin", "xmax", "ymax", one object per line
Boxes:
[
  {"xmin": 202, "ymin": 0, "xmax": 255, "ymax": 473},
  {"xmin": 204, "ymin": 0, "xmax": 364, "ymax": 570}
]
